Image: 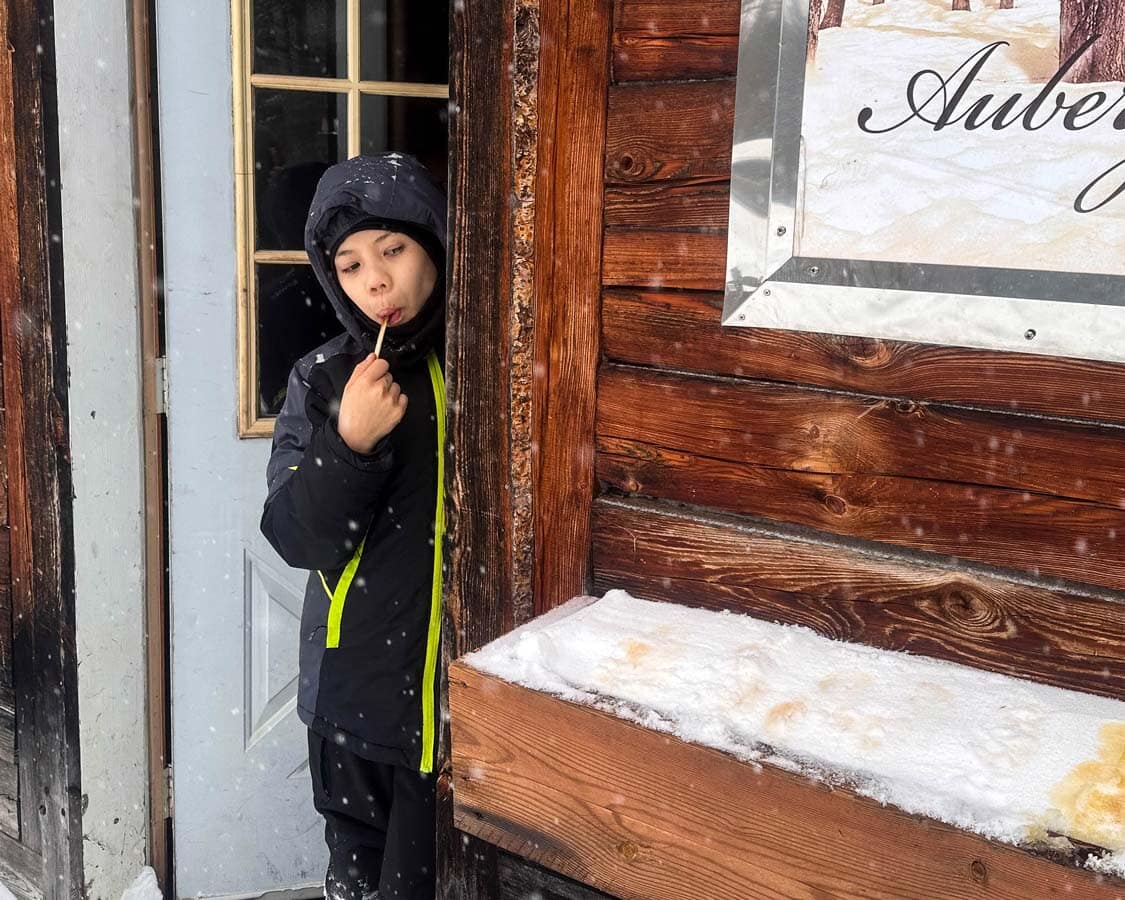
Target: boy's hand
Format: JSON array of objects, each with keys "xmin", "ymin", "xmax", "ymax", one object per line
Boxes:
[{"xmin": 337, "ymin": 354, "xmax": 408, "ymax": 454}]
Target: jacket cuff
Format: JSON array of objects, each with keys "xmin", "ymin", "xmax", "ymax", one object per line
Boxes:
[{"xmin": 322, "ymin": 418, "xmax": 395, "ymax": 473}]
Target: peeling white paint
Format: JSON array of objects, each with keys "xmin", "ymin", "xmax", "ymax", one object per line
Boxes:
[{"xmin": 55, "ymin": 0, "xmax": 150, "ymax": 894}]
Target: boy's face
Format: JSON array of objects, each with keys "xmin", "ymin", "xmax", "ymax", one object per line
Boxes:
[{"xmin": 332, "ymin": 229, "xmax": 438, "ymax": 327}]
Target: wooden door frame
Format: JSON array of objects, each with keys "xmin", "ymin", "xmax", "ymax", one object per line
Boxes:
[
  {"xmin": 128, "ymin": 0, "xmax": 172, "ymax": 889},
  {"xmin": 0, "ymin": 0, "xmax": 84, "ymax": 896},
  {"xmin": 439, "ymin": 0, "xmax": 612, "ymax": 895}
]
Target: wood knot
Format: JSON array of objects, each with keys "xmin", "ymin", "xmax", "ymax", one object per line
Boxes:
[
  {"xmin": 824, "ymin": 494, "xmax": 848, "ymax": 516},
  {"xmin": 941, "ymin": 591, "xmax": 1003, "ymax": 632},
  {"xmin": 849, "ymin": 339, "xmax": 893, "ymax": 368},
  {"xmin": 969, "ymin": 859, "xmax": 988, "ymax": 885},
  {"xmin": 610, "ymin": 149, "xmax": 652, "ymax": 180},
  {"xmin": 616, "ymin": 841, "xmax": 639, "ymax": 862}
]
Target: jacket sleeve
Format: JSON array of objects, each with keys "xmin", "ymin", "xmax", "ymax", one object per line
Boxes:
[{"xmin": 260, "ymin": 362, "xmax": 394, "ymax": 571}]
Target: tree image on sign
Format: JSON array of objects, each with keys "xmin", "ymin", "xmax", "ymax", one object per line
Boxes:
[
  {"xmin": 808, "ymin": 0, "xmax": 824, "ymax": 60},
  {"xmin": 819, "ymin": 0, "xmax": 1031, "ymax": 30},
  {"xmin": 1061, "ymin": 0, "xmax": 1125, "ymax": 82},
  {"xmin": 820, "ymin": 0, "xmax": 846, "ymax": 30},
  {"xmin": 799, "ymin": 0, "xmax": 1125, "ymax": 275}
]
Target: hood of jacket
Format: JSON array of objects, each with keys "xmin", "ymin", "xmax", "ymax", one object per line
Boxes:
[{"xmin": 304, "ymin": 153, "xmax": 447, "ymax": 366}]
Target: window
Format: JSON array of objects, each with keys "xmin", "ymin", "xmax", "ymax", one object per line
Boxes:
[{"xmin": 233, "ymin": 0, "xmax": 450, "ymax": 436}]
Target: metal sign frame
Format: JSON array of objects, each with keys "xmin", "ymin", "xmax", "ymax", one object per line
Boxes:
[{"xmin": 722, "ymin": 0, "xmax": 1125, "ymax": 363}]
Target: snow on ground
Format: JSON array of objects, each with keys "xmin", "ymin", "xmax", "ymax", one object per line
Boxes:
[
  {"xmin": 120, "ymin": 867, "xmax": 162, "ymax": 900},
  {"xmin": 0, "ymin": 881, "xmax": 13, "ymax": 900},
  {"xmin": 466, "ymin": 589, "xmax": 1125, "ymax": 877},
  {"xmin": 800, "ymin": 0, "xmax": 1125, "ymax": 276}
]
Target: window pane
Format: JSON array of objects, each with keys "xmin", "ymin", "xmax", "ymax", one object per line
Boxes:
[
  {"xmin": 253, "ymin": 0, "xmax": 348, "ymax": 78},
  {"xmin": 255, "ymin": 89, "xmax": 348, "ymax": 250},
  {"xmin": 360, "ymin": 0, "xmax": 449, "ymax": 84},
  {"xmin": 360, "ymin": 94, "xmax": 448, "ymax": 187},
  {"xmin": 257, "ymin": 263, "xmax": 343, "ymax": 417}
]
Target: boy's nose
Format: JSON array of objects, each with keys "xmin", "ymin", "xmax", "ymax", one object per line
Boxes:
[{"xmin": 366, "ymin": 271, "xmax": 389, "ymax": 293}]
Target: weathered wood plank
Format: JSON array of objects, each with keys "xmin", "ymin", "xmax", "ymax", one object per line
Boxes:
[
  {"xmin": 604, "ymin": 178, "xmax": 730, "ymax": 230},
  {"xmin": 603, "ymin": 230, "xmax": 724, "ymax": 290},
  {"xmin": 532, "ymin": 0, "xmax": 613, "ymax": 614},
  {"xmin": 612, "ymin": 0, "xmax": 738, "ymax": 82},
  {"xmin": 497, "ymin": 851, "xmax": 614, "ymax": 900},
  {"xmin": 597, "ymin": 366, "xmax": 1125, "ymax": 573},
  {"xmin": 591, "ymin": 498, "xmax": 1124, "ymax": 701},
  {"xmin": 598, "ymin": 434, "xmax": 1125, "ymax": 591},
  {"xmin": 129, "ymin": 0, "xmax": 173, "ymax": 881},
  {"xmin": 0, "ymin": 0, "xmax": 31, "ymax": 865},
  {"xmin": 0, "ymin": 702, "xmax": 17, "ymax": 840},
  {"xmin": 0, "ymin": 536, "xmax": 12, "ymax": 693},
  {"xmin": 0, "ymin": 830, "xmax": 42, "ymax": 899},
  {"xmin": 440, "ymin": 0, "xmax": 521, "ymax": 892},
  {"xmin": 605, "ymin": 82, "xmax": 733, "ymax": 185},
  {"xmin": 450, "ymin": 662, "xmax": 1121, "ymax": 899},
  {"xmin": 3, "ymin": 0, "xmax": 84, "ymax": 890},
  {"xmin": 602, "ymin": 288, "xmax": 1125, "ymax": 426}
]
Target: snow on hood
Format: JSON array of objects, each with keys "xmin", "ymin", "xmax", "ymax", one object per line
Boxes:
[{"xmin": 304, "ymin": 153, "xmax": 447, "ymax": 355}]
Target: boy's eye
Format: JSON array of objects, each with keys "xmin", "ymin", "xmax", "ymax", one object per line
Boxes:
[
  {"xmin": 385, "ymin": 244, "xmax": 404, "ymax": 257},
  {"xmin": 338, "ymin": 262, "xmax": 359, "ymax": 275}
]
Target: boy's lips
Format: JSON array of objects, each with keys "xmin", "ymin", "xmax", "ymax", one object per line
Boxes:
[{"xmin": 378, "ymin": 309, "xmax": 402, "ymax": 325}]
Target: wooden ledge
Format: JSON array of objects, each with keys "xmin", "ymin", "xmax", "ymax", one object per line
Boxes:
[{"xmin": 449, "ymin": 661, "xmax": 1123, "ymax": 899}]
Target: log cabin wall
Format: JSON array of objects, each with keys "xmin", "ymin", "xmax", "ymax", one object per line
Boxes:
[
  {"xmin": 586, "ymin": 0, "xmax": 1125, "ymax": 702},
  {"xmin": 443, "ymin": 0, "xmax": 1124, "ymax": 895}
]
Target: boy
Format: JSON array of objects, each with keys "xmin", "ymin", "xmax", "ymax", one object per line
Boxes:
[{"xmin": 260, "ymin": 152, "xmax": 447, "ymax": 900}]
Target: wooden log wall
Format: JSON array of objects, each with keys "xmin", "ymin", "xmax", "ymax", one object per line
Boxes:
[
  {"xmin": 0, "ymin": 0, "xmax": 83, "ymax": 896},
  {"xmin": 447, "ymin": 0, "xmax": 1125, "ymax": 895},
  {"xmin": 591, "ymin": 0, "xmax": 1125, "ymax": 705}
]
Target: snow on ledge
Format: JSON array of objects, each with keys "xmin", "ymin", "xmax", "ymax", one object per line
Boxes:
[{"xmin": 464, "ymin": 589, "xmax": 1125, "ymax": 878}]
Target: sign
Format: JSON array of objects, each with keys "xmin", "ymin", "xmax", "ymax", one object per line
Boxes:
[{"xmin": 724, "ymin": 0, "xmax": 1125, "ymax": 362}]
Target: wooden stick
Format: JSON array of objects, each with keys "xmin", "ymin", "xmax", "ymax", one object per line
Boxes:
[{"xmin": 374, "ymin": 316, "xmax": 389, "ymax": 358}]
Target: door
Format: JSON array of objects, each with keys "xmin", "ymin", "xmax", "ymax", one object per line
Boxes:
[
  {"xmin": 155, "ymin": 0, "xmax": 450, "ymax": 896},
  {"xmin": 156, "ymin": 3, "xmax": 324, "ymax": 897}
]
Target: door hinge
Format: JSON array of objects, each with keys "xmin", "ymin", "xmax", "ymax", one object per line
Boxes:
[
  {"xmin": 163, "ymin": 765, "xmax": 174, "ymax": 820},
  {"xmin": 154, "ymin": 356, "xmax": 169, "ymax": 415}
]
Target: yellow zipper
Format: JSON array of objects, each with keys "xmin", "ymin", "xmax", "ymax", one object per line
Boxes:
[
  {"xmin": 420, "ymin": 350, "xmax": 445, "ymax": 773},
  {"xmin": 323, "ymin": 533, "xmax": 368, "ymax": 648}
]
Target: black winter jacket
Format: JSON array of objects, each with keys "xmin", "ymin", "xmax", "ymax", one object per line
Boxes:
[{"xmin": 260, "ymin": 154, "xmax": 447, "ymax": 772}]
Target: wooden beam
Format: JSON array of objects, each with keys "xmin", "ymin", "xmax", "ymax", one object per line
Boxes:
[
  {"xmin": 0, "ymin": 23, "xmax": 16, "ymax": 842},
  {"xmin": 441, "ymin": 0, "xmax": 607, "ymax": 894},
  {"xmin": 604, "ymin": 178, "xmax": 730, "ymax": 230},
  {"xmin": 602, "ymin": 287, "xmax": 1125, "ymax": 426},
  {"xmin": 1, "ymin": 0, "xmax": 84, "ymax": 893},
  {"xmin": 598, "ymin": 433, "xmax": 1125, "ymax": 593},
  {"xmin": 450, "ymin": 661, "xmax": 1121, "ymax": 899},
  {"xmin": 592, "ymin": 498, "xmax": 1124, "ymax": 702},
  {"xmin": 128, "ymin": 0, "xmax": 172, "ymax": 884},
  {"xmin": 597, "ymin": 364, "xmax": 1125, "ymax": 590},
  {"xmin": 532, "ymin": 0, "xmax": 613, "ymax": 614},
  {"xmin": 612, "ymin": 0, "xmax": 738, "ymax": 81},
  {"xmin": 602, "ymin": 230, "xmax": 725, "ymax": 291}
]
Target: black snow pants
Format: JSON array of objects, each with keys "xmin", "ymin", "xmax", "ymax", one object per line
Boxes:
[{"xmin": 308, "ymin": 729, "xmax": 437, "ymax": 900}]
